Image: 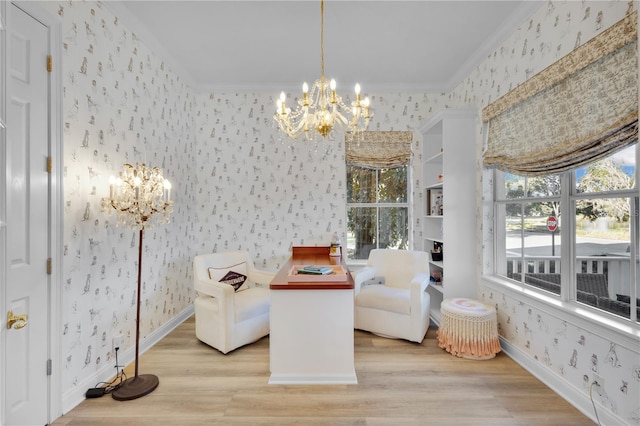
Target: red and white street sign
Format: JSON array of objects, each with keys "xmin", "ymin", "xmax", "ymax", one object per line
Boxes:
[{"xmin": 547, "ymin": 216, "xmax": 558, "ymax": 232}]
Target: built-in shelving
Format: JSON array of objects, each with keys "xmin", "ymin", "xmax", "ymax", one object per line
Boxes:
[{"xmin": 418, "ymin": 109, "xmax": 478, "ymax": 325}]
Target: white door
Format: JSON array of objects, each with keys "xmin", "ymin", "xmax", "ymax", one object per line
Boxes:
[{"xmin": 4, "ymin": 3, "xmax": 50, "ymax": 425}]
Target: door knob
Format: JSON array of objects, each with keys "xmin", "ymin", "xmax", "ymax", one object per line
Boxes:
[{"xmin": 6, "ymin": 310, "xmax": 28, "ymax": 330}]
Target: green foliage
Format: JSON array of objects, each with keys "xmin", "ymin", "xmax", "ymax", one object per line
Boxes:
[
  {"xmin": 576, "ymin": 158, "xmax": 633, "ymax": 222},
  {"xmin": 505, "ymin": 174, "xmax": 560, "ymax": 217},
  {"xmin": 346, "ymin": 167, "xmax": 376, "ymax": 203},
  {"xmin": 504, "ymin": 157, "xmax": 633, "ymax": 223},
  {"xmin": 346, "ymin": 165, "xmax": 408, "ymax": 258}
]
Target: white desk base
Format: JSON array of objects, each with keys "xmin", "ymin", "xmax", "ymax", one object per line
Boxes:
[{"xmin": 269, "ymin": 288, "xmax": 357, "ymax": 385}]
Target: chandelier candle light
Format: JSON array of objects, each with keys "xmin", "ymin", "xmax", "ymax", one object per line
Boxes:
[
  {"xmin": 101, "ymin": 163, "xmax": 173, "ymax": 400},
  {"xmin": 274, "ymin": 0, "xmax": 372, "ymax": 140}
]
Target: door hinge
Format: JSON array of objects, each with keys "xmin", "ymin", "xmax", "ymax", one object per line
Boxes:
[
  {"xmin": 47, "ymin": 156, "xmax": 52, "ymax": 173},
  {"xmin": 46, "ymin": 258, "xmax": 52, "ymax": 275},
  {"xmin": 47, "ymin": 55, "xmax": 52, "ymax": 72},
  {"xmin": 47, "ymin": 359, "xmax": 52, "ymax": 376}
]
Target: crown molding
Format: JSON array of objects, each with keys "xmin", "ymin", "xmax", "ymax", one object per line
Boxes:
[{"xmin": 103, "ymin": 1, "xmax": 544, "ymax": 96}]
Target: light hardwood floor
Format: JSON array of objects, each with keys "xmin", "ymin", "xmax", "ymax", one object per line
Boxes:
[{"xmin": 52, "ymin": 316, "xmax": 593, "ymax": 425}]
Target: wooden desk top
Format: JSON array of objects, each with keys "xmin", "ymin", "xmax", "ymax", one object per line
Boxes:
[{"xmin": 269, "ymin": 246, "xmax": 354, "ymax": 290}]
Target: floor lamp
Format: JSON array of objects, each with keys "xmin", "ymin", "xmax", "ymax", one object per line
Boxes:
[{"xmin": 101, "ymin": 163, "xmax": 173, "ymax": 400}]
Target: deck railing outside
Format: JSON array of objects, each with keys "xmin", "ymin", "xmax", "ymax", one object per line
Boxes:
[{"xmin": 506, "ymin": 254, "xmax": 632, "ymax": 299}]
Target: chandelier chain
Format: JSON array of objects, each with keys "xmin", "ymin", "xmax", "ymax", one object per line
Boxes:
[{"xmin": 320, "ymin": 0, "xmax": 324, "ymax": 79}]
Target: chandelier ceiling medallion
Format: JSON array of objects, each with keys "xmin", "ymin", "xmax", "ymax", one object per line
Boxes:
[{"xmin": 274, "ymin": 0, "xmax": 372, "ymax": 140}]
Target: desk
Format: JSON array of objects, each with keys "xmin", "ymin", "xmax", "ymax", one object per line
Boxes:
[{"xmin": 268, "ymin": 246, "xmax": 357, "ymax": 384}]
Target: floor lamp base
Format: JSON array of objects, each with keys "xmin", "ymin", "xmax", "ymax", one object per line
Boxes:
[{"xmin": 112, "ymin": 374, "xmax": 159, "ymax": 401}]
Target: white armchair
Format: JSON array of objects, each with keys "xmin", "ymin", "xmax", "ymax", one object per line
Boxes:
[
  {"xmin": 193, "ymin": 251, "xmax": 275, "ymax": 354},
  {"xmin": 353, "ymin": 249, "xmax": 431, "ymax": 343}
]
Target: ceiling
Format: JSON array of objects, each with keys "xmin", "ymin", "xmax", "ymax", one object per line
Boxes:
[{"xmin": 108, "ymin": 1, "xmax": 543, "ymax": 93}]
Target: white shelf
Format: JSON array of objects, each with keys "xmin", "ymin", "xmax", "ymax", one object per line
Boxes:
[
  {"xmin": 424, "ymin": 152, "xmax": 443, "ymax": 164},
  {"xmin": 424, "ymin": 215, "xmax": 443, "ymax": 219},
  {"xmin": 426, "ymin": 285, "xmax": 443, "ymax": 326},
  {"xmin": 429, "ymin": 283, "xmax": 444, "ymax": 294},
  {"xmin": 429, "ymin": 260, "xmax": 443, "ymax": 268},
  {"xmin": 425, "ymin": 182, "xmax": 443, "ymax": 190},
  {"xmin": 424, "ymin": 237, "xmax": 443, "ymax": 243}
]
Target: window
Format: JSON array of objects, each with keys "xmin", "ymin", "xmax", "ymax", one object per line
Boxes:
[
  {"xmin": 491, "ymin": 144, "xmax": 638, "ymax": 322},
  {"xmin": 346, "ymin": 165, "xmax": 409, "ymax": 260}
]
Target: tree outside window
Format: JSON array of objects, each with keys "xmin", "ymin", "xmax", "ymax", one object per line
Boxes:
[
  {"xmin": 492, "ymin": 143, "xmax": 638, "ymax": 322},
  {"xmin": 346, "ymin": 165, "xmax": 409, "ymax": 260}
]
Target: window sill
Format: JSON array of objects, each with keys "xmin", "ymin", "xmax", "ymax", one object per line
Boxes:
[
  {"xmin": 345, "ymin": 260, "xmax": 367, "ymax": 274},
  {"xmin": 481, "ymin": 274, "xmax": 640, "ymax": 351}
]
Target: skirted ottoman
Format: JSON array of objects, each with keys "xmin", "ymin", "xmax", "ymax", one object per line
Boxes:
[{"xmin": 437, "ymin": 298, "xmax": 501, "ymax": 360}]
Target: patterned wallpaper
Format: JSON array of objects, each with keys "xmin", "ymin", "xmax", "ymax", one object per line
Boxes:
[
  {"xmin": 50, "ymin": 0, "xmax": 197, "ymax": 392},
  {"xmin": 451, "ymin": 0, "xmax": 635, "ymax": 107},
  {"xmin": 484, "ymin": 287, "xmax": 639, "ymax": 422},
  {"xmin": 43, "ymin": 0, "xmax": 638, "ymax": 423},
  {"xmin": 447, "ymin": 1, "xmax": 639, "ymax": 423},
  {"xmin": 191, "ymin": 92, "xmax": 446, "ymax": 270}
]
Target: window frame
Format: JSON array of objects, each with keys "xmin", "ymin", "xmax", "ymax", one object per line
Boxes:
[
  {"xmin": 345, "ymin": 163, "xmax": 412, "ymax": 263},
  {"xmin": 485, "ymin": 145, "xmax": 639, "ymax": 334}
]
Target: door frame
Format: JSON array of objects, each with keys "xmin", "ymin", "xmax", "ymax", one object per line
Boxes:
[{"xmin": 0, "ymin": 2, "xmax": 63, "ymax": 424}]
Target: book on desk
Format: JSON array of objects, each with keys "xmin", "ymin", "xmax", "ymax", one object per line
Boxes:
[
  {"xmin": 287, "ymin": 265, "xmax": 349, "ymax": 283},
  {"xmin": 297, "ymin": 265, "xmax": 334, "ymax": 275}
]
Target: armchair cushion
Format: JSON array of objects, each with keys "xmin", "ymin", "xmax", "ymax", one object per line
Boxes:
[
  {"xmin": 235, "ymin": 287, "xmax": 270, "ymax": 322},
  {"xmin": 366, "ymin": 249, "xmax": 428, "ymax": 289},
  {"xmin": 356, "ymin": 285, "xmax": 410, "ymax": 315}
]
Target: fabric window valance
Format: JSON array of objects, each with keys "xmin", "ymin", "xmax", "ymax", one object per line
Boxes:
[
  {"xmin": 345, "ymin": 131, "xmax": 413, "ymax": 169},
  {"xmin": 482, "ymin": 12, "xmax": 638, "ymax": 176}
]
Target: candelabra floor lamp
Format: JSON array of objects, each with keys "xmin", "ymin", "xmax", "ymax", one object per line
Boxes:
[{"xmin": 102, "ymin": 163, "xmax": 173, "ymax": 401}]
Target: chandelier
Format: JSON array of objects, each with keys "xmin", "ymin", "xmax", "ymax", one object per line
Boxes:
[
  {"xmin": 101, "ymin": 163, "xmax": 173, "ymax": 230},
  {"xmin": 274, "ymin": 0, "xmax": 372, "ymax": 140}
]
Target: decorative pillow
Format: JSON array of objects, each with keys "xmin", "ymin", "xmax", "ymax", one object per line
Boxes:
[
  {"xmin": 208, "ymin": 261, "xmax": 249, "ymax": 292},
  {"xmin": 218, "ymin": 270, "xmax": 248, "ymax": 292},
  {"xmin": 362, "ymin": 276, "xmax": 385, "ymax": 287}
]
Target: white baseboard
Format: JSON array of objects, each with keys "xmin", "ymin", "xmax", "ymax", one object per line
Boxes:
[
  {"xmin": 268, "ymin": 372, "xmax": 358, "ymax": 385},
  {"xmin": 499, "ymin": 337, "xmax": 626, "ymax": 426},
  {"xmin": 61, "ymin": 305, "xmax": 194, "ymax": 413},
  {"xmin": 429, "ymin": 312, "xmax": 441, "ymax": 327}
]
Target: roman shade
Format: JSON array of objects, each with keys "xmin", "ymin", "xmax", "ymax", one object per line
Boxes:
[
  {"xmin": 482, "ymin": 12, "xmax": 638, "ymax": 176},
  {"xmin": 345, "ymin": 131, "xmax": 413, "ymax": 169}
]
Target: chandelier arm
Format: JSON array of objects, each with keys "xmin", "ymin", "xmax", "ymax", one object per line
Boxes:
[{"xmin": 335, "ymin": 113, "xmax": 349, "ymax": 127}]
